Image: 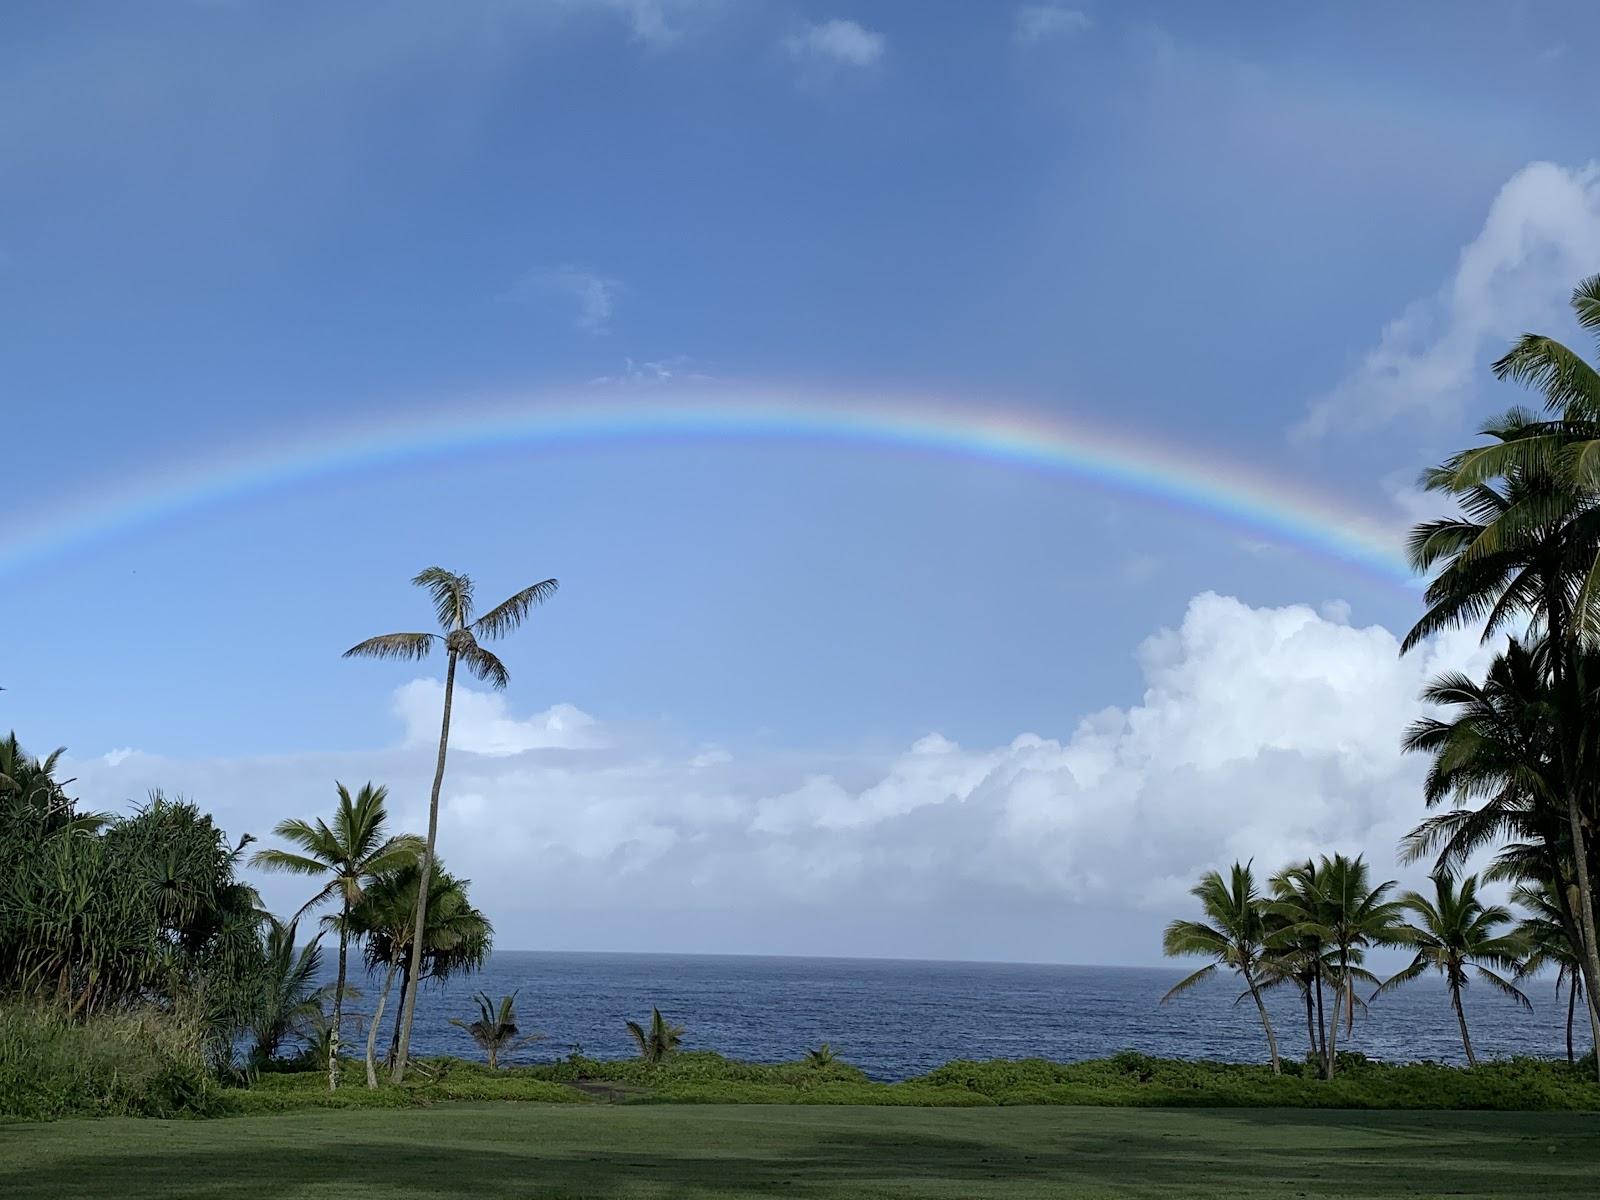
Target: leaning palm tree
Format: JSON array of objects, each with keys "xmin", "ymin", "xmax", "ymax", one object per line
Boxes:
[
  {"xmin": 626, "ymin": 1007, "xmax": 684, "ymax": 1064},
  {"xmin": 1161, "ymin": 861, "xmax": 1282, "ymax": 1073},
  {"xmin": 1373, "ymin": 873, "xmax": 1529, "ymax": 1067},
  {"xmin": 344, "ymin": 566, "xmax": 556, "ymax": 1081},
  {"xmin": 250, "ymin": 782, "xmax": 421, "ymax": 1090},
  {"xmin": 450, "ymin": 991, "xmax": 539, "ymax": 1070}
]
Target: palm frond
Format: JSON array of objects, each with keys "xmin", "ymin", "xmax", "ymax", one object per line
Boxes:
[
  {"xmin": 342, "ymin": 632, "xmax": 437, "ymax": 662},
  {"xmin": 460, "ymin": 644, "xmax": 510, "ymax": 690},
  {"xmin": 472, "ymin": 579, "xmax": 559, "ymax": 641}
]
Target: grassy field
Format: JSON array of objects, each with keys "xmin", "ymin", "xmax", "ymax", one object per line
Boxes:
[{"xmin": 2, "ymin": 1103, "xmax": 1597, "ymax": 1198}]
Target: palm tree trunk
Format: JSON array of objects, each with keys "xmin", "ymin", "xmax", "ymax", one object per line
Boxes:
[
  {"xmin": 392, "ymin": 647, "xmax": 458, "ymax": 1084},
  {"xmin": 1562, "ymin": 798, "xmax": 1600, "ymax": 1082},
  {"xmin": 1243, "ymin": 968, "xmax": 1281, "ymax": 1074},
  {"xmin": 330, "ymin": 895, "xmax": 349, "ymax": 1093},
  {"xmin": 389, "ymin": 960, "xmax": 410, "ymax": 1063},
  {"xmin": 1302, "ymin": 984, "xmax": 1316, "ymax": 1061},
  {"xmin": 367, "ymin": 961, "xmax": 396, "ymax": 1088},
  {"xmin": 1566, "ymin": 978, "xmax": 1577, "ymax": 1066},
  {"xmin": 1585, "ymin": 980, "xmax": 1600, "ymax": 1071},
  {"xmin": 1452, "ymin": 984, "xmax": 1476, "ymax": 1068},
  {"xmin": 1313, "ymin": 963, "xmax": 1329, "ymax": 1071},
  {"xmin": 1324, "ymin": 956, "xmax": 1347, "ymax": 1081}
]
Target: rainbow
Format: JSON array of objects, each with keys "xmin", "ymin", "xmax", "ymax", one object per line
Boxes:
[{"xmin": 0, "ymin": 389, "xmax": 1413, "ymax": 583}]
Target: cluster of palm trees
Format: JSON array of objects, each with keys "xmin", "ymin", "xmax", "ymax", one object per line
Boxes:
[
  {"xmin": 1163, "ymin": 856, "xmax": 1535, "ymax": 1076},
  {"xmin": 1167, "ymin": 275, "xmax": 1600, "ymax": 1080},
  {"xmin": 244, "ymin": 564, "xmax": 555, "ymax": 1090},
  {"xmin": 249, "ymin": 781, "xmax": 492, "ymax": 1088}
]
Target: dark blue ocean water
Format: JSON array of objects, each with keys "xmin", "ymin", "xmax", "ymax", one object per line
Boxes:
[{"xmin": 329, "ymin": 952, "xmax": 1592, "ymax": 1080}]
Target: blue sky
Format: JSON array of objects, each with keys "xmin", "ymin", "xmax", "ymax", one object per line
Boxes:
[{"xmin": 6, "ymin": 1, "xmax": 1600, "ymax": 962}]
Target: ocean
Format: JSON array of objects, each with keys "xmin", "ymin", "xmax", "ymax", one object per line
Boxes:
[{"xmin": 332, "ymin": 952, "xmax": 1590, "ymax": 1080}]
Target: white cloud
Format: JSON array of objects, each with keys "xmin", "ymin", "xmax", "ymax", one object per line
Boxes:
[
  {"xmin": 503, "ymin": 264, "xmax": 625, "ymax": 333},
  {"xmin": 1014, "ymin": 4, "xmax": 1092, "ymax": 44},
  {"xmin": 1298, "ymin": 161, "xmax": 1600, "ymax": 439},
  {"xmin": 784, "ymin": 18, "xmax": 886, "ymax": 68},
  {"xmin": 64, "ymin": 594, "xmax": 1491, "ymax": 961},
  {"xmin": 393, "ymin": 680, "xmax": 603, "ymax": 755},
  {"xmin": 571, "ymin": 0, "xmax": 715, "ymax": 48}
]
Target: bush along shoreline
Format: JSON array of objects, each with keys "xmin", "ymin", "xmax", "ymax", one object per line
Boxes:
[{"xmin": 8, "ymin": 1032, "xmax": 1600, "ymax": 1122}]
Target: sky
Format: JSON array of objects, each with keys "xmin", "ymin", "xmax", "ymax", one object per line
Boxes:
[{"xmin": 6, "ymin": 1, "xmax": 1600, "ymax": 964}]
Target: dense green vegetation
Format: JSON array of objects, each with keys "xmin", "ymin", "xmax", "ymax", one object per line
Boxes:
[{"xmin": 5, "ymin": 1103, "xmax": 1598, "ymax": 1199}]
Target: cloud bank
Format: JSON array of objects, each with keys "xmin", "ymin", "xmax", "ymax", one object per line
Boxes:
[{"xmin": 67, "ymin": 593, "xmax": 1486, "ymax": 962}]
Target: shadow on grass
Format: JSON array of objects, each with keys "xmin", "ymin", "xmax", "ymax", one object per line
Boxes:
[{"xmin": 1, "ymin": 1108, "xmax": 1596, "ymax": 1198}]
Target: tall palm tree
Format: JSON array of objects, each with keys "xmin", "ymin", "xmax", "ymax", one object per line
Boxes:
[
  {"xmin": 1403, "ymin": 282, "xmax": 1600, "ymax": 1060},
  {"xmin": 1277, "ymin": 854, "xmax": 1400, "ymax": 1079},
  {"xmin": 1401, "ymin": 635, "xmax": 1600, "ymax": 1078},
  {"xmin": 626, "ymin": 1007, "xmax": 684, "ymax": 1064},
  {"xmin": 1514, "ymin": 876, "xmax": 1598, "ymax": 1065},
  {"xmin": 1265, "ymin": 860, "xmax": 1334, "ymax": 1065},
  {"xmin": 1373, "ymin": 874, "xmax": 1529, "ymax": 1067},
  {"xmin": 346, "ymin": 859, "xmax": 492, "ymax": 1087},
  {"xmin": 344, "ymin": 567, "xmax": 556, "ymax": 1081},
  {"xmin": 250, "ymin": 782, "xmax": 420, "ymax": 1091},
  {"xmin": 1161, "ymin": 862, "xmax": 1282, "ymax": 1073}
]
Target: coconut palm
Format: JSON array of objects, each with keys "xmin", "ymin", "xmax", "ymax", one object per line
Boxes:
[
  {"xmin": 1276, "ymin": 854, "xmax": 1400, "ymax": 1079},
  {"xmin": 344, "ymin": 567, "xmax": 556, "ymax": 1081},
  {"xmin": 1401, "ymin": 634, "xmax": 1600, "ymax": 1079},
  {"xmin": 1514, "ymin": 876, "xmax": 1598, "ymax": 1065},
  {"xmin": 347, "ymin": 860, "xmax": 491, "ymax": 1087},
  {"xmin": 450, "ymin": 991, "xmax": 538, "ymax": 1069},
  {"xmin": 1373, "ymin": 874, "xmax": 1529, "ymax": 1067},
  {"xmin": 1161, "ymin": 861, "xmax": 1282, "ymax": 1073},
  {"xmin": 250, "ymin": 782, "xmax": 420, "ymax": 1091},
  {"xmin": 1263, "ymin": 860, "xmax": 1337, "ymax": 1065},
  {"xmin": 626, "ymin": 1007, "xmax": 684, "ymax": 1064},
  {"xmin": 1402, "ymin": 288, "xmax": 1600, "ymax": 1064}
]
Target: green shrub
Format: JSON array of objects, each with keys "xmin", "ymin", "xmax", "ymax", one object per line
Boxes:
[{"xmin": 0, "ymin": 1003, "xmax": 223, "ymax": 1121}]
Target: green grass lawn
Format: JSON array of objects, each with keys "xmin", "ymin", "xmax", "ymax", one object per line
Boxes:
[{"xmin": 2, "ymin": 1103, "xmax": 1596, "ymax": 1199}]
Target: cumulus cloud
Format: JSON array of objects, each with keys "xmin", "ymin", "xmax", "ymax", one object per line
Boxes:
[
  {"xmin": 1298, "ymin": 161, "xmax": 1600, "ymax": 439},
  {"xmin": 574, "ymin": 0, "xmax": 713, "ymax": 47},
  {"xmin": 1014, "ymin": 4, "xmax": 1092, "ymax": 44},
  {"xmin": 393, "ymin": 680, "xmax": 603, "ymax": 755},
  {"xmin": 64, "ymin": 594, "xmax": 1492, "ymax": 960},
  {"xmin": 784, "ymin": 18, "xmax": 886, "ymax": 68},
  {"xmin": 502, "ymin": 264, "xmax": 625, "ymax": 333}
]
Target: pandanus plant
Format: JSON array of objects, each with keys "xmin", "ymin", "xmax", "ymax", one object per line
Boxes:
[{"xmin": 344, "ymin": 567, "xmax": 556, "ymax": 1081}]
